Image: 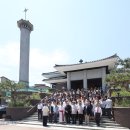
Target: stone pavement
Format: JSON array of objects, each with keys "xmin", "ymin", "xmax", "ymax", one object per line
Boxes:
[
  {"xmin": 0, "ymin": 125, "xmax": 51, "ymax": 130},
  {"xmin": 0, "ymin": 123, "xmax": 129, "ymax": 130},
  {"xmin": 0, "ymin": 120, "xmax": 130, "ymax": 130},
  {"xmin": 17, "ymin": 112, "xmax": 130, "ymax": 130},
  {"xmin": 0, "ymin": 113, "xmax": 130, "ymax": 130}
]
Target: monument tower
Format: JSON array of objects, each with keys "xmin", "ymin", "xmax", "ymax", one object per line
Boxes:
[{"xmin": 17, "ymin": 9, "xmax": 33, "ymax": 86}]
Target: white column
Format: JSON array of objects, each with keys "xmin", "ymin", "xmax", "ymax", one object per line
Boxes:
[
  {"xmin": 102, "ymin": 67, "xmax": 106, "ymax": 91},
  {"xmin": 67, "ymin": 72, "xmax": 71, "ymax": 90},
  {"xmin": 83, "ymin": 70, "xmax": 87, "ymax": 90}
]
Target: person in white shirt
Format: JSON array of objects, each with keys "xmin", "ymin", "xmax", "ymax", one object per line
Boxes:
[
  {"xmin": 77, "ymin": 102, "xmax": 84, "ymax": 125},
  {"xmin": 105, "ymin": 97, "xmax": 112, "ymax": 119},
  {"xmin": 71, "ymin": 101, "xmax": 77, "ymax": 124},
  {"xmin": 53, "ymin": 102, "xmax": 59, "ymax": 123},
  {"xmin": 37, "ymin": 102, "xmax": 43, "ymax": 120},
  {"xmin": 58, "ymin": 102, "xmax": 65, "ymax": 123},
  {"xmin": 42, "ymin": 103, "xmax": 49, "ymax": 126},
  {"xmin": 94, "ymin": 103, "xmax": 102, "ymax": 126},
  {"xmin": 100, "ymin": 98, "xmax": 106, "ymax": 116}
]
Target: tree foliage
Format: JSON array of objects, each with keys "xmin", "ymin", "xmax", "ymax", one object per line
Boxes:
[
  {"xmin": 106, "ymin": 58, "xmax": 130, "ymax": 90},
  {"xmin": 0, "ymin": 80, "xmax": 27, "ymax": 107},
  {"xmin": 0, "ymin": 80, "xmax": 25, "ymax": 92}
]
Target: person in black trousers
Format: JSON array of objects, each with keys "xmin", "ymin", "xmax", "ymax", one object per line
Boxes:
[
  {"xmin": 77, "ymin": 102, "xmax": 84, "ymax": 125},
  {"xmin": 37, "ymin": 102, "xmax": 43, "ymax": 120},
  {"xmin": 53, "ymin": 102, "xmax": 59, "ymax": 123},
  {"xmin": 71, "ymin": 101, "xmax": 77, "ymax": 124},
  {"xmin": 65, "ymin": 101, "xmax": 72, "ymax": 124},
  {"xmin": 94, "ymin": 103, "xmax": 102, "ymax": 126},
  {"xmin": 84, "ymin": 101, "xmax": 93, "ymax": 125},
  {"xmin": 48, "ymin": 102, "xmax": 54, "ymax": 123},
  {"xmin": 42, "ymin": 103, "xmax": 49, "ymax": 127}
]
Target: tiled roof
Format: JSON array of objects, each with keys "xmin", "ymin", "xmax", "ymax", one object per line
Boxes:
[
  {"xmin": 43, "ymin": 76, "xmax": 66, "ymax": 81},
  {"xmin": 54, "ymin": 54, "xmax": 118, "ymax": 67},
  {"xmin": 42, "ymin": 71, "xmax": 60, "ymax": 75}
]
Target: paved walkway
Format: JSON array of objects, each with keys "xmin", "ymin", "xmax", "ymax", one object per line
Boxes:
[
  {"xmin": 0, "ymin": 120, "xmax": 129, "ymax": 130},
  {"xmin": 0, "ymin": 123, "xmax": 129, "ymax": 130},
  {"xmin": 17, "ymin": 112, "xmax": 130, "ymax": 130},
  {"xmin": 0, "ymin": 125, "xmax": 50, "ymax": 130},
  {"xmin": 0, "ymin": 114, "xmax": 129, "ymax": 130}
]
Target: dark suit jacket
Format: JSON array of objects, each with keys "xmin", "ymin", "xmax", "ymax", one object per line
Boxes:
[
  {"xmin": 48, "ymin": 105, "xmax": 53, "ymax": 114},
  {"xmin": 84, "ymin": 104, "xmax": 93, "ymax": 115}
]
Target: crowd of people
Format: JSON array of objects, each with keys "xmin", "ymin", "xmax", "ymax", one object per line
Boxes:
[{"xmin": 37, "ymin": 88, "xmax": 113, "ymax": 127}]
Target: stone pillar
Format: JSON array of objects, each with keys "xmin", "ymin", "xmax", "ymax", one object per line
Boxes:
[
  {"xmin": 67, "ymin": 72, "xmax": 71, "ymax": 90},
  {"xmin": 83, "ymin": 70, "xmax": 87, "ymax": 90},
  {"xmin": 17, "ymin": 19, "xmax": 33, "ymax": 87}
]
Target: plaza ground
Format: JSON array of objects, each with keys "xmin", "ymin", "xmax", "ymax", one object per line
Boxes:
[{"xmin": 0, "ymin": 125, "xmax": 50, "ymax": 130}]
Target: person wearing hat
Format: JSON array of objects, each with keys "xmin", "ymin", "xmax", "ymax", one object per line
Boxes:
[{"xmin": 42, "ymin": 103, "xmax": 49, "ymax": 126}]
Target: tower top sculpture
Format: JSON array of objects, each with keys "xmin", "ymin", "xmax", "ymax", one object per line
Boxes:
[{"xmin": 24, "ymin": 8, "xmax": 28, "ymax": 20}]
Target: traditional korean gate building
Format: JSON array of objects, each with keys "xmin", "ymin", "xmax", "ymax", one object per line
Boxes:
[{"xmin": 42, "ymin": 54, "xmax": 118, "ymax": 91}]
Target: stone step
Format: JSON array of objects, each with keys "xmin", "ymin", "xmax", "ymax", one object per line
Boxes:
[
  {"xmin": 23, "ymin": 119, "xmax": 117, "ymax": 126},
  {"xmin": 22, "ymin": 119, "xmax": 120, "ymax": 127},
  {"xmin": 24, "ymin": 120, "xmax": 117, "ymax": 126},
  {"xmin": 25, "ymin": 117, "xmax": 116, "ymax": 124},
  {"xmin": 20, "ymin": 112, "xmax": 129, "ymax": 130},
  {"xmin": 19, "ymin": 121, "xmax": 129, "ymax": 130},
  {"xmin": 27, "ymin": 113, "xmax": 114, "ymax": 120}
]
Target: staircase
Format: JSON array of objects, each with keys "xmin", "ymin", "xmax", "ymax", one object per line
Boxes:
[{"xmin": 18, "ymin": 112, "xmax": 129, "ymax": 130}]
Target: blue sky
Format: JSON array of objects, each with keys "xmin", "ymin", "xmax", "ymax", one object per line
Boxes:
[{"xmin": 0, "ymin": 0, "xmax": 130, "ymax": 85}]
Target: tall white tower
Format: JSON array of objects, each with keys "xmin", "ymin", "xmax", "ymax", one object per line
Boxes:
[{"xmin": 17, "ymin": 19, "xmax": 33, "ymax": 86}]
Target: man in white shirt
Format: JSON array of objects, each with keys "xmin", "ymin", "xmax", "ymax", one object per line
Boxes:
[
  {"xmin": 94, "ymin": 103, "xmax": 102, "ymax": 126},
  {"xmin": 42, "ymin": 103, "xmax": 49, "ymax": 126},
  {"xmin": 53, "ymin": 102, "xmax": 59, "ymax": 123},
  {"xmin": 37, "ymin": 102, "xmax": 43, "ymax": 120},
  {"xmin": 71, "ymin": 101, "xmax": 77, "ymax": 124},
  {"xmin": 59, "ymin": 102, "xmax": 65, "ymax": 123},
  {"xmin": 100, "ymin": 98, "xmax": 106, "ymax": 116},
  {"xmin": 105, "ymin": 97, "xmax": 112, "ymax": 119},
  {"xmin": 77, "ymin": 102, "xmax": 84, "ymax": 125}
]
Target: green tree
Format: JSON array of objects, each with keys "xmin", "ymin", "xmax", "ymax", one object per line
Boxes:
[
  {"xmin": 106, "ymin": 57, "xmax": 130, "ymax": 90},
  {"xmin": 117, "ymin": 58, "xmax": 130, "ymax": 72},
  {"xmin": 0, "ymin": 80, "xmax": 26, "ymax": 107}
]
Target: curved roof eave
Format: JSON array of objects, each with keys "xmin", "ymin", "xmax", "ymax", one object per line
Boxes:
[
  {"xmin": 43, "ymin": 78, "xmax": 67, "ymax": 84},
  {"xmin": 42, "ymin": 71, "xmax": 65, "ymax": 78},
  {"xmin": 54, "ymin": 54, "xmax": 119, "ymax": 74}
]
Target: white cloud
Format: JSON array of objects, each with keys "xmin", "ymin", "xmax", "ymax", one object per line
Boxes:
[
  {"xmin": 0, "ymin": 42, "xmax": 20, "ymax": 67},
  {"xmin": 0, "ymin": 42, "xmax": 69, "ymax": 86},
  {"xmin": 30, "ymin": 48, "xmax": 69, "ymax": 85}
]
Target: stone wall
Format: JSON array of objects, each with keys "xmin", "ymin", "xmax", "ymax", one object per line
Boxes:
[
  {"xmin": 6, "ymin": 106, "xmax": 37, "ymax": 121},
  {"xmin": 114, "ymin": 107, "xmax": 130, "ymax": 128}
]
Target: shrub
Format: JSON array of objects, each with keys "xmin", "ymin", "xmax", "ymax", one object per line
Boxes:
[
  {"xmin": 112, "ymin": 88, "xmax": 130, "ymax": 97},
  {"xmin": 115, "ymin": 98, "xmax": 130, "ymax": 107},
  {"xmin": 30, "ymin": 93, "xmax": 40, "ymax": 100}
]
